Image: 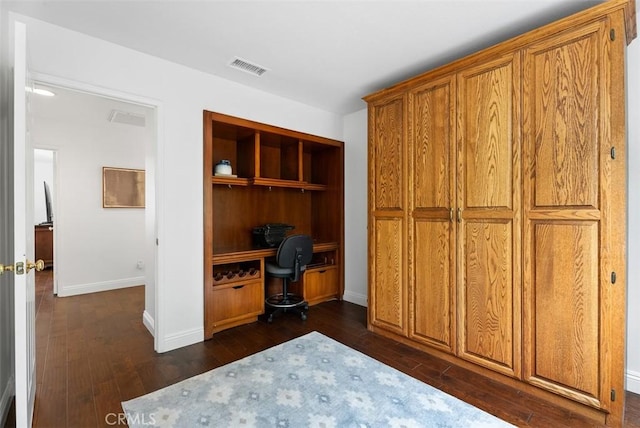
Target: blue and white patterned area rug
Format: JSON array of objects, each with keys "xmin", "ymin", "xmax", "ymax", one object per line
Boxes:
[{"xmin": 122, "ymin": 331, "xmax": 513, "ymax": 427}]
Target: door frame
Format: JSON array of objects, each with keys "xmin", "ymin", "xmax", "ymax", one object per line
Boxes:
[{"xmin": 30, "ymin": 72, "xmax": 165, "ymax": 352}]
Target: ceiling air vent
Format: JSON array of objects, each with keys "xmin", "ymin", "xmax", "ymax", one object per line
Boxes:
[
  {"xmin": 229, "ymin": 57, "xmax": 268, "ymax": 76},
  {"xmin": 108, "ymin": 109, "xmax": 146, "ymax": 127}
]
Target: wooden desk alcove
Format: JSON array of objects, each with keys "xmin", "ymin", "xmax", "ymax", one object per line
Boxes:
[{"xmin": 203, "ymin": 111, "xmax": 344, "ymax": 337}]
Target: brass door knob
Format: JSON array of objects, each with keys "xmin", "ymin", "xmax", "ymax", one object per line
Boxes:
[
  {"xmin": 26, "ymin": 259, "xmax": 45, "ymax": 273},
  {"xmin": 0, "ymin": 263, "xmax": 14, "ymax": 275}
]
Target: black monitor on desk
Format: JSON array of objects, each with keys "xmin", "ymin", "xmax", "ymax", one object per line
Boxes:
[{"xmin": 44, "ymin": 181, "xmax": 53, "ymax": 224}]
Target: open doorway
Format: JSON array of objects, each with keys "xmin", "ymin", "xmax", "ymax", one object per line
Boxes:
[{"xmin": 28, "ymin": 81, "xmax": 157, "ymax": 334}]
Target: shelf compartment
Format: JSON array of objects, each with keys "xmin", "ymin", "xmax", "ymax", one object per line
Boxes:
[
  {"xmin": 212, "ymin": 259, "xmax": 261, "ymax": 286},
  {"xmin": 307, "ymin": 249, "xmax": 337, "ymax": 269},
  {"xmin": 303, "ymin": 141, "xmax": 338, "ymax": 187},
  {"xmin": 258, "ymin": 132, "xmax": 300, "ymax": 181},
  {"xmin": 212, "ymin": 120, "xmax": 257, "ymax": 179}
]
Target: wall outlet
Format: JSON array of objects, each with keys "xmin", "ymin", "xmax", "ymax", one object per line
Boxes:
[{"xmin": 136, "ymin": 260, "xmax": 145, "ymax": 270}]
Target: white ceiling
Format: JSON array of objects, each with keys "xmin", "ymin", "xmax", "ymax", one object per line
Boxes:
[{"xmin": 6, "ymin": 0, "xmax": 604, "ymax": 114}]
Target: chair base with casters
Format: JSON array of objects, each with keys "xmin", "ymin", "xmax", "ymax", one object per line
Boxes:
[
  {"xmin": 264, "ymin": 290, "xmax": 309, "ymax": 323},
  {"xmin": 264, "ymin": 234, "xmax": 313, "ymax": 323}
]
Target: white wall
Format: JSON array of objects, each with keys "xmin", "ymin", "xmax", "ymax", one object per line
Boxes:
[
  {"xmin": 16, "ymin": 14, "xmax": 343, "ymax": 352},
  {"xmin": 343, "ymin": 109, "xmax": 368, "ymax": 307},
  {"xmin": 626, "ymin": 0, "xmax": 640, "ymax": 394},
  {"xmin": 33, "ymin": 149, "xmax": 53, "ymax": 225}
]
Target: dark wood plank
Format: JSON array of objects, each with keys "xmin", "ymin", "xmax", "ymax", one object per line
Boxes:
[{"xmin": 3, "ymin": 268, "xmax": 639, "ymax": 428}]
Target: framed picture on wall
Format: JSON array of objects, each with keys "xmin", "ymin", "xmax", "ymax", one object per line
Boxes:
[{"xmin": 102, "ymin": 167, "xmax": 145, "ymax": 208}]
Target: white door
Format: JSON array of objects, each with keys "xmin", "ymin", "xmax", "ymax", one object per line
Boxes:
[{"xmin": 13, "ymin": 20, "xmax": 37, "ymax": 428}]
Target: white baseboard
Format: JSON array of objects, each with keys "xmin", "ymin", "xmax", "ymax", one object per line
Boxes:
[
  {"xmin": 157, "ymin": 327, "xmax": 203, "ymax": 353},
  {"xmin": 627, "ymin": 369, "xmax": 640, "ymax": 394},
  {"xmin": 142, "ymin": 310, "xmax": 155, "ymax": 336},
  {"xmin": 342, "ymin": 290, "xmax": 368, "ymax": 307},
  {"xmin": 57, "ymin": 277, "xmax": 145, "ymax": 297},
  {"xmin": 0, "ymin": 375, "xmax": 14, "ymax": 428}
]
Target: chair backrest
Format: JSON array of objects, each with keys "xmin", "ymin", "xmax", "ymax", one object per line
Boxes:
[{"xmin": 276, "ymin": 234, "xmax": 313, "ymax": 281}]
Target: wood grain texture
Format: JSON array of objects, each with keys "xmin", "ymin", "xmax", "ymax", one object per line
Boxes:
[
  {"xmin": 411, "ymin": 77, "xmax": 454, "ymax": 210},
  {"xmin": 604, "ymin": 9, "xmax": 628, "ymax": 426},
  {"xmin": 372, "ymin": 217, "xmax": 405, "ymax": 333},
  {"xmin": 625, "ymin": 0, "xmax": 637, "ymax": 43},
  {"xmin": 212, "ymin": 186, "xmax": 313, "ymax": 252},
  {"xmin": 458, "ymin": 58, "xmax": 514, "ymax": 210},
  {"xmin": 521, "ymin": 17, "xmax": 622, "ymax": 417},
  {"xmin": 531, "ymin": 223, "xmax": 600, "ymax": 399},
  {"xmin": 365, "ymin": 2, "xmax": 628, "ymax": 423},
  {"xmin": 304, "ymin": 266, "xmax": 339, "ymax": 305},
  {"xmin": 529, "ymin": 26, "xmax": 600, "ymax": 209},
  {"xmin": 459, "ymin": 221, "xmax": 515, "ymax": 374},
  {"xmin": 207, "ymin": 280, "xmax": 264, "ymax": 331},
  {"xmin": 411, "ymin": 220, "xmax": 453, "ymax": 351},
  {"xmin": 456, "ymin": 53, "xmax": 521, "ymax": 378},
  {"xmin": 407, "ymin": 75, "xmax": 456, "ymax": 354},
  {"xmin": 373, "ymin": 97, "xmax": 405, "ymax": 210}
]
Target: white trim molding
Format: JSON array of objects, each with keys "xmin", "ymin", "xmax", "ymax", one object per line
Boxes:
[
  {"xmin": 627, "ymin": 369, "xmax": 640, "ymax": 394},
  {"xmin": 342, "ymin": 291, "xmax": 367, "ymax": 308},
  {"xmin": 57, "ymin": 277, "xmax": 144, "ymax": 297},
  {"xmin": 160, "ymin": 327, "xmax": 203, "ymax": 353},
  {"xmin": 142, "ymin": 310, "xmax": 155, "ymax": 336}
]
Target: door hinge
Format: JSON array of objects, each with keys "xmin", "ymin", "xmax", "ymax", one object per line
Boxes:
[
  {"xmin": 611, "ymin": 389, "xmax": 616, "ymax": 401},
  {"xmin": 611, "ymin": 147, "xmax": 616, "ymax": 159},
  {"xmin": 610, "ymin": 29, "xmax": 616, "ymax": 41},
  {"xmin": 611, "ymin": 271, "xmax": 617, "ymax": 284},
  {"xmin": 156, "ymin": 238, "xmax": 159, "ymax": 246}
]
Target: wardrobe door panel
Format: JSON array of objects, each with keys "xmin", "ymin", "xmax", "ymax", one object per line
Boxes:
[
  {"xmin": 457, "ymin": 54, "xmax": 521, "ymax": 378},
  {"xmin": 409, "ymin": 76, "xmax": 456, "ymax": 353},
  {"xmin": 368, "ymin": 94, "xmax": 408, "ymax": 335},
  {"xmin": 523, "ymin": 18, "xmax": 616, "ymax": 411}
]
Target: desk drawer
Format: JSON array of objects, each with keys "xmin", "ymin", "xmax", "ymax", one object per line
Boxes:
[
  {"xmin": 208, "ymin": 280, "xmax": 264, "ymax": 326},
  {"xmin": 304, "ymin": 265, "xmax": 339, "ymax": 305}
]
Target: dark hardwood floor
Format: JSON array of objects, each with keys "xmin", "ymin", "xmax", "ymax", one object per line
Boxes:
[{"xmin": 4, "ymin": 269, "xmax": 640, "ymax": 427}]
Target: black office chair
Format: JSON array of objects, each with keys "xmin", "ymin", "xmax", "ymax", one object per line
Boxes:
[{"xmin": 264, "ymin": 234, "xmax": 313, "ymax": 323}]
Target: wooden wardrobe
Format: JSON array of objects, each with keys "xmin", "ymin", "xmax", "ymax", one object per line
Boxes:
[{"xmin": 365, "ymin": 0, "xmax": 636, "ymax": 425}]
